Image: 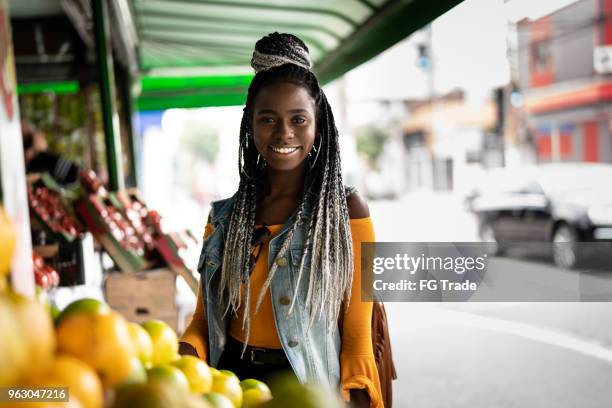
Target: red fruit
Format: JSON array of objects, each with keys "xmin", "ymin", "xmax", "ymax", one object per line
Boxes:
[
  {"xmin": 35, "ymin": 269, "xmax": 50, "ymax": 289},
  {"xmin": 33, "ymin": 254, "xmax": 44, "ymax": 270},
  {"xmin": 47, "ymin": 269, "xmax": 60, "ymax": 287}
]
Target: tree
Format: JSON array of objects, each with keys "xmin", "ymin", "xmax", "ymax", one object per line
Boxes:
[{"xmin": 354, "ymin": 125, "xmax": 389, "ymax": 168}]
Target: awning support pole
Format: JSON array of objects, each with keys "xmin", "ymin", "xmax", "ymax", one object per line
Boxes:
[{"xmin": 92, "ymin": 0, "xmax": 124, "ymax": 191}]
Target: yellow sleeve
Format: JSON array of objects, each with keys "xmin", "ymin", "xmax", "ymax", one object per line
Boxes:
[
  {"xmin": 180, "ymin": 282, "xmax": 209, "ymax": 363},
  {"xmin": 340, "ymin": 217, "xmax": 384, "ymax": 408},
  {"xmin": 180, "ymin": 223, "xmax": 214, "ymax": 363}
]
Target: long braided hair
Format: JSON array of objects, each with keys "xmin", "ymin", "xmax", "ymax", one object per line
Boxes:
[{"xmin": 217, "ymin": 33, "xmax": 353, "ymax": 350}]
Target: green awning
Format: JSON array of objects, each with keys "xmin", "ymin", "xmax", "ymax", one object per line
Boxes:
[{"xmin": 132, "ymin": 0, "xmax": 464, "ymax": 111}]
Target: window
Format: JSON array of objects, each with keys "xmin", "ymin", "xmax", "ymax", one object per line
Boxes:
[{"xmin": 532, "ymin": 41, "xmax": 552, "ymax": 72}]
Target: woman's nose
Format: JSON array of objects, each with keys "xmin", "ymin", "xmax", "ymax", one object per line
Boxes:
[{"xmin": 273, "ymin": 120, "xmax": 293, "ymax": 140}]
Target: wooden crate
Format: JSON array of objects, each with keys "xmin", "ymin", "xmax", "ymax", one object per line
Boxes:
[{"xmin": 104, "ymin": 268, "xmax": 178, "ymax": 331}]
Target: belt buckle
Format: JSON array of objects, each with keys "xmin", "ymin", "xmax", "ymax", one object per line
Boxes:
[{"xmin": 250, "ymin": 347, "xmax": 266, "ymax": 365}]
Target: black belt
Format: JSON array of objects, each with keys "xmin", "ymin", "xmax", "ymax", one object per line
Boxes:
[{"xmin": 226, "ymin": 336, "xmax": 289, "ymax": 366}]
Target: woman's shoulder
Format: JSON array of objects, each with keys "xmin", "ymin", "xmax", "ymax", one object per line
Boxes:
[
  {"xmin": 209, "ymin": 193, "xmax": 238, "ymax": 223},
  {"xmin": 345, "ymin": 187, "xmax": 370, "ymax": 219}
]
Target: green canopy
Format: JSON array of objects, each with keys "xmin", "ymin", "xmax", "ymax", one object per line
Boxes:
[{"xmin": 132, "ymin": 0, "xmax": 463, "ymax": 111}]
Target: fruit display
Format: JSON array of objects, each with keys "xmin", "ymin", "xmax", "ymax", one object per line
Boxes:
[
  {"xmin": 33, "ymin": 253, "xmax": 60, "ymax": 290},
  {"xmin": 111, "ymin": 190, "xmax": 157, "ymax": 256},
  {"xmin": 75, "ymin": 193, "xmax": 149, "ymax": 273},
  {"xmin": 0, "ymin": 290, "xmax": 343, "ymax": 408},
  {"xmin": 27, "ymin": 175, "xmax": 84, "ymax": 242}
]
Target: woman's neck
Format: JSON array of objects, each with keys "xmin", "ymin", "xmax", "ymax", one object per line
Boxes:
[{"xmin": 264, "ymin": 163, "xmax": 307, "ymax": 198}]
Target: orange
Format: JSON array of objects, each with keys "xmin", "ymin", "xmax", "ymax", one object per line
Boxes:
[
  {"xmin": 241, "ymin": 379, "xmax": 272, "ymax": 408},
  {"xmin": 117, "ymin": 357, "xmax": 147, "ymax": 388},
  {"xmin": 240, "ymin": 378, "xmax": 271, "ymax": 394},
  {"xmin": 127, "ymin": 322, "xmax": 154, "ymax": 368},
  {"xmin": 0, "ymin": 295, "xmax": 27, "ymax": 386},
  {"xmin": 113, "ymin": 381, "xmax": 211, "ymax": 408},
  {"xmin": 203, "ymin": 392, "xmax": 235, "ymax": 408},
  {"xmin": 47, "ymin": 354, "xmax": 103, "ymax": 408},
  {"xmin": 211, "ymin": 369, "xmax": 242, "ymax": 408},
  {"xmin": 57, "ymin": 310, "xmax": 135, "ymax": 388},
  {"xmin": 6, "ymin": 292, "xmax": 55, "ymax": 379},
  {"xmin": 242, "ymin": 389, "xmax": 273, "ymax": 408},
  {"xmin": 141, "ymin": 320, "xmax": 179, "ymax": 365},
  {"xmin": 0, "ymin": 206, "xmax": 16, "ymax": 280},
  {"xmin": 172, "ymin": 355, "xmax": 213, "ymax": 394},
  {"xmin": 14, "ymin": 377, "xmax": 84, "ymax": 408},
  {"xmin": 146, "ymin": 365, "xmax": 189, "ymax": 392},
  {"xmin": 56, "ymin": 299, "xmax": 109, "ymax": 324}
]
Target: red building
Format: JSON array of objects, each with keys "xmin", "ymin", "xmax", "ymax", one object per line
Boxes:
[{"xmin": 517, "ymin": 0, "xmax": 612, "ymax": 163}]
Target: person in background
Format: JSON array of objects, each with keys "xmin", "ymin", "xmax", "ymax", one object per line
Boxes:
[
  {"xmin": 21, "ymin": 120, "xmax": 80, "ymax": 185},
  {"xmin": 179, "ymin": 33, "xmax": 383, "ymax": 407}
]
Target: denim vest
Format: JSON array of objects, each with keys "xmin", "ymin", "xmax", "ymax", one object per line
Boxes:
[{"xmin": 197, "ymin": 193, "xmax": 341, "ymax": 387}]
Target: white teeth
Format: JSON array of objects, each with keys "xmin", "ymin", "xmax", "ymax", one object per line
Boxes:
[{"xmin": 270, "ymin": 146, "xmax": 299, "ymax": 154}]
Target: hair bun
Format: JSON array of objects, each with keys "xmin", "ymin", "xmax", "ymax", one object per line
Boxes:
[{"xmin": 251, "ymin": 32, "xmax": 311, "ymax": 74}]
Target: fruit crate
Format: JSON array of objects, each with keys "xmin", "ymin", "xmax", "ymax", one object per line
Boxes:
[
  {"xmin": 32, "ymin": 240, "xmax": 86, "ymax": 287},
  {"xmin": 27, "ymin": 173, "xmax": 84, "ymax": 243},
  {"xmin": 75, "ymin": 194, "xmax": 150, "ymax": 274},
  {"xmin": 103, "ymin": 268, "xmax": 178, "ymax": 331},
  {"xmin": 109, "ymin": 188, "xmax": 199, "ymax": 294},
  {"xmin": 154, "ymin": 230, "xmax": 199, "ymax": 294}
]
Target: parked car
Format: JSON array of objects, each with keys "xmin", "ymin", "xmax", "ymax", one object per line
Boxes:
[{"xmin": 470, "ymin": 163, "xmax": 612, "ymax": 269}]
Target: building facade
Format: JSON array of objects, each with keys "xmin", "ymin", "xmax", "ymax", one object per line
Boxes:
[{"xmin": 517, "ymin": 0, "xmax": 612, "ymax": 163}]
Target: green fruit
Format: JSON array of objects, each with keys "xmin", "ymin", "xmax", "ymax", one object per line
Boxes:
[
  {"xmin": 211, "ymin": 370, "xmax": 242, "ymax": 408},
  {"xmin": 57, "ymin": 298, "xmax": 110, "ymax": 323},
  {"xmin": 171, "ymin": 355, "xmax": 213, "ymax": 394},
  {"xmin": 141, "ymin": 320, "xmax": 179, "ymax": 365},
  {"xmin": 219, "ymin": 370, "xmax": 239, "ymax": 380},
  {"xmin": 114, "ymin": 381, "xmax": 210, "ymax": 408},
  {"xmin": 240, "ymin": 378, "xmax": 271, "ymax": 394},
  {"xmin": 128, "ymin": 322, "xmax": 154, "ymax": 367},
  {"xmin": 242, "ymin": 389, "xmax": 273, "ymax": 408},
  {"xmin": 203, "ymin": 392, "xmax": 235, "ymax": 408},
  {"xmin": 261, "ymin": 373, "xmax": 344, "ymax": 408},
  {"xmin": 147, "ymin": 365, "xmax": 190, "ymax": 393},
  {"xmin": 118, "ymin": 357, "xmax": 147, "ymax": 388}
]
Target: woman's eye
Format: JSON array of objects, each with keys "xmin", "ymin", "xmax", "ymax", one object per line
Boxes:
[
  {"xmin": 260, "ymin": 117, "xmax": 275, "ymax": 124},
  {"xmin": 293, "ymin": 117, "xmax": 306, "ymax": 124}
]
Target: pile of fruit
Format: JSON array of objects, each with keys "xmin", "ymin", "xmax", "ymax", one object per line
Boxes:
[
  {"xmin": 28, "ymin": 184, "xmax": 83, "ymax": 240},
  {"xmin": 79, "ymin": 195, "xmax": 146, "ymax": 257},
  {"xmin": 113, "ymin": 191, "xmax": 156, "ymax": 254},
  {"xmin": 33, "ymin": 253, "xmax": 60, "ymax": 290},
  {"xmin": 0, "ymin": 295, "xmax": 279, "ymax": 408}
]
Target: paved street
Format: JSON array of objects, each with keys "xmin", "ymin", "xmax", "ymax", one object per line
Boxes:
[{"xmin": 369, "ymin": 192, "xmax": 612, "ymax": 407}]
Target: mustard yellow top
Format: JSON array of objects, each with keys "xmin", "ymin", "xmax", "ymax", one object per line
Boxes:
[{"xmin": 181, "ymin": 217, "xmax": 383, "ymax": 408}]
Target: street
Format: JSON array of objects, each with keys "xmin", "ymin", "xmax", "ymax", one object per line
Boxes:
[{"xmin": 369, "ymin": 192, "xmax": 612, "ymax": 407}]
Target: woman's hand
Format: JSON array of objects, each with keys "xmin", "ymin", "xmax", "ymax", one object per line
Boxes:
[
  {"xmin": 349, "ymin": 389, "xmax": 370, "ymax": 408},
  {"xmin": 178, "ymin": 341, "xmax": 199, "ymax": 358}
]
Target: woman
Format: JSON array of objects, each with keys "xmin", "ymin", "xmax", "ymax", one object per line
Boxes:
[{"xmin": 180, "ymin": 33, "xmax": 383, "ymax": 408}]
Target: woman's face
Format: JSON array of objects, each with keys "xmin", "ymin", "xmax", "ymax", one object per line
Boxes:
[{"xmin": 252, "ymin": 82, "xmax": 316, "ymax": 172}]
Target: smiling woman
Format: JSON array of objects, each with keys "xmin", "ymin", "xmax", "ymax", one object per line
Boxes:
[
  {"xmin": 252, "ymin": 82, "xmax": 316, "ymax": 172},
  {"xmin": 179, "ymin": 33, "xmax": 384, "ymax": 408}
]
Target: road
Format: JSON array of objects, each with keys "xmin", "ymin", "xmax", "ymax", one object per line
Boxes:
[{"xmin": 369, "ymin": 192, "xmax": 612, "ymax": 407}]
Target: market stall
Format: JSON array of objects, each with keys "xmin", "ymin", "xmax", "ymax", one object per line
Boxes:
[{"xmin": 0, "ymin": 0, "xmax": 463, "ymax": 406}]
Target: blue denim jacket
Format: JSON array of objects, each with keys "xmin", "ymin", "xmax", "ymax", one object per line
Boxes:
[{"xmin": 197, "ymin": 193, "xmax": 341, "ymax": 387}]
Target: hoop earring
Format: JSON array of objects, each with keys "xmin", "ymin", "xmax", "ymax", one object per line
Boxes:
[
  {"xmin": 256, "ymin": 153, "xmax": 266, "ymax": 168},
  {"xmin": 240, "ymin": 135, "xmax": 256, "ymax": 180},
  {"xmin": 309, "ymin": 137, "xmax": 322, "ymax": 170}
]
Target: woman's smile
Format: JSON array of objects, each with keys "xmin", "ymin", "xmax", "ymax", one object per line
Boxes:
[{"xmin": 268, "ymin": 145, "xmax": 303, "ymax": 156}]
